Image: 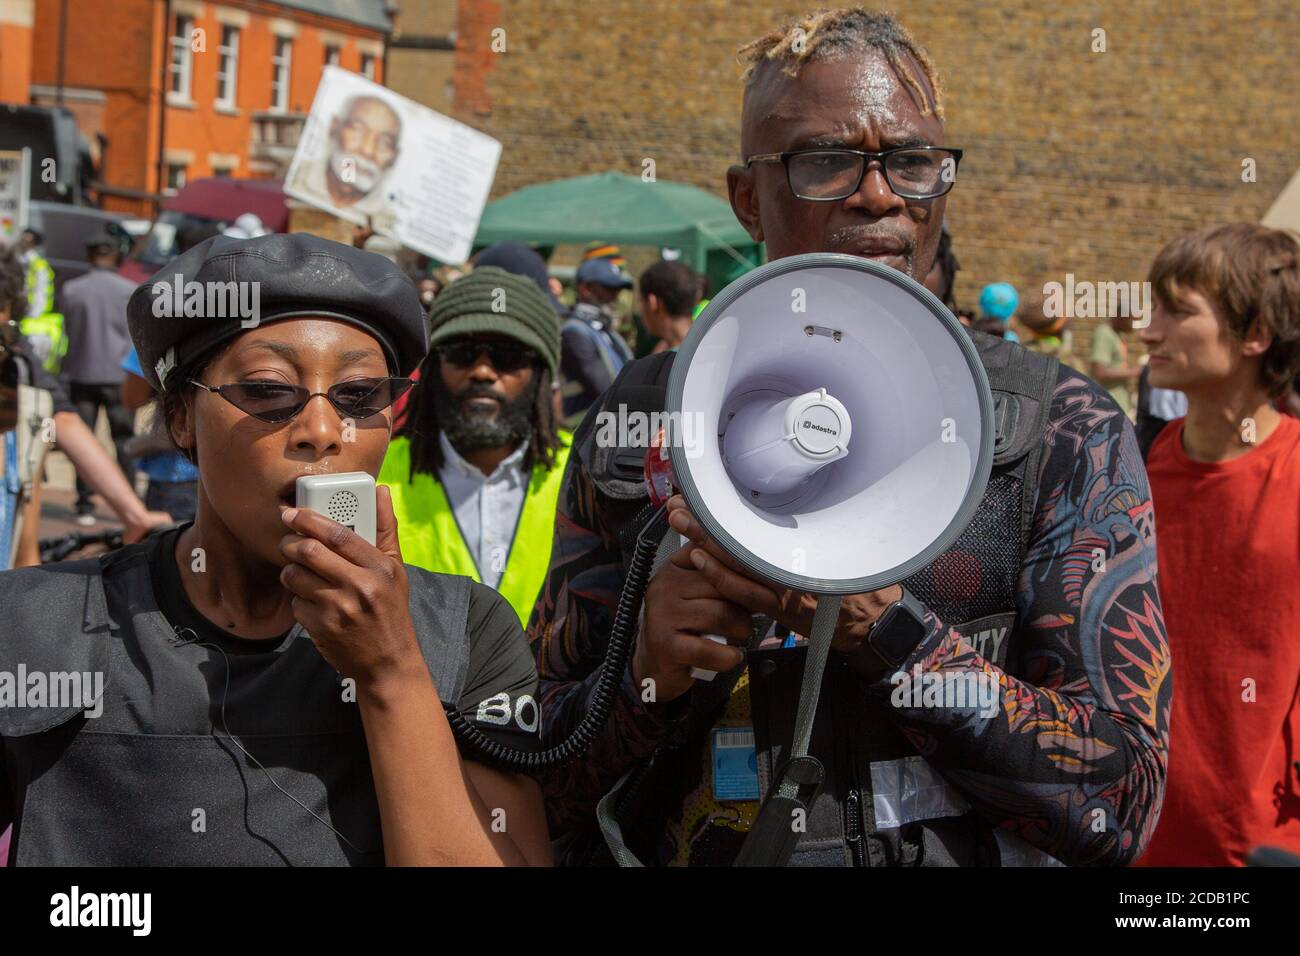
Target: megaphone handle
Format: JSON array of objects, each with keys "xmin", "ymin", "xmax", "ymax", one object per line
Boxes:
[{"xmin": 681, "ymin": 533, "xmax": 724, "ymax": 682}]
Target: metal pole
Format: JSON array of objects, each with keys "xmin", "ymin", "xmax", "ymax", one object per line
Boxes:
[
  {"xmin": 154, "ymin": 0, "xmax": 171, "ymax": 217},
  {"xmin": 55, "ymin": 0, "xmax": 68, "ymax": 104}
]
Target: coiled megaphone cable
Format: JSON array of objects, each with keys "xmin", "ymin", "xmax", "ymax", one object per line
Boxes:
[{"xmin": 442, "ymin": 502, "xmax": 669, "ymax": 772}]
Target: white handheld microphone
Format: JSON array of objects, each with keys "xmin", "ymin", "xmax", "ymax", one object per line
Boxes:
[{"xmin": 295, "ymin": 472, "xmax": 378, "ymax": 545}]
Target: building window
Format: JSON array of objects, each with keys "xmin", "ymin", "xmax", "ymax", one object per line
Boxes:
[
  {"xmin": 324, "ymin": 44, "xmax": 340, "ymax": 68},
  {"xmin": 169, "ymin": 14, "xmax": 193, "ymax": 99},
  {"xmin": 271, "ymin": 36, "xmax": 292, "ymax": 112},
  {"xmin": 212, "ymin": 165, "xmax": 233, "ymax": 178},
  {"xmin": 165, "ymin": 163, "xmax": 187, "ymax": 193},
  {"xmin": 217, "ymin": 25, "xmax": 240, "ymax": 108},
  {"xmin": 360, "ymin": 53, "xmax": 375, "ymax": 80}
]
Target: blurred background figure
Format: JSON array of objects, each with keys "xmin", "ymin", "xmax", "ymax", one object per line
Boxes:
[
  {"xmin": 17, "ymin": 228, "xmax": 54, "ymax": 319},
  {"xmin": 104, "ymin": 208, "xmax": 231, "ymax": 527},
  {"xmin": 561, "ymin": 251, "xmax": 634, "ymax": 422},
  {"xmin": 1090, "ymin": 313, "xmax": 1143, "ymax": 420},
  {"xmin": 0, "ymin": 247, "xmax": 170, "ymax": 566},
  {"xmin": 1016, "ymin": 290, "xmax": 1075, "ymax": 365},
  {"xmin": 57, "ymin": 231, "xmax": 137, "ymax": 526},
  {"xmin": 975, "ymin": 281, "xmax": 1020, "ymax": 341},
  {"xmin": 692, "ymin": 271, "xmax": 711, "ymax": 320},
  {"xmin": 220, "ymin": 212, "xmax": 270, "ymax": 240},
  {"xmin": 638, "ymin": 259, "xmax": 698, "ymax": 353},
  {"xmin": 475, "ymin": 241, "xmax": 566, "ymax": 315},
  {"xmin": 581, "ymin": 241, "xmax": 627, "ymax": 271}
]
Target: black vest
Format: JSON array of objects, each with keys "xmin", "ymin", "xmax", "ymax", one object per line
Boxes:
[
  {"xmin": 582, "ymin": 331, "xmax": 1062, "ymax": 866},
  {"xmin": 0, "ymin": 538, "xmax": 473, "ymax": 866}
]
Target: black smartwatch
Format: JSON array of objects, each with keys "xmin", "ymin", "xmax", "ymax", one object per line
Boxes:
[{"xmin": 865, "ymin": 587, "xmax": 929, "ymax": 670}]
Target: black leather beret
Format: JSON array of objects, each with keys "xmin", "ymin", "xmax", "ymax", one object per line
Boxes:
[{"xmin": 127, "ymin": 232, "xmax": 428, "ymax": 391}]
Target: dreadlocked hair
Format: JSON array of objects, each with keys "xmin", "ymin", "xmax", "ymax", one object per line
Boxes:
[
  {"xmin": 737, "ymin": 7, "xmax": 945, "ymax": 120},
  {"xmin": 933, "ymin": 227, "xmax": 960, "ymax": 310},
  {"xmin": 397, "ymin": 360, "xmax": 563, "ymax": 480}
]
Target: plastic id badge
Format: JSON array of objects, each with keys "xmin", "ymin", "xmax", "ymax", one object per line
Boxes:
[{"xmin": 711, "ymin": 726, "xmax": 760, "ymax": 801}]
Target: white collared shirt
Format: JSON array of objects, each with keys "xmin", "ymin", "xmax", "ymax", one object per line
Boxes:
[{"xmin": 437, "ymin": 432, "xmax": 529, "ymax": 590}]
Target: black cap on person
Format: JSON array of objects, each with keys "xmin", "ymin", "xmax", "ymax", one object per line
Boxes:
[{"xmin": 126, "ymin": 232, "xmax": 428, "ymax": 392}]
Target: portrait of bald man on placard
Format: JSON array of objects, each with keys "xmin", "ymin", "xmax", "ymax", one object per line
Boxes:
[{"xmin": 288, "ymin": 91, "xmax": 403, "ymax": 220}]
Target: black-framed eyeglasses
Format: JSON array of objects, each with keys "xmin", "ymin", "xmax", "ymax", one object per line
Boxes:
[
  {"xmin": 435, "ymin": 338, "xmax": 538, "ymax": 373},
  {"xmin": 744, "ymin": 145, "xmax": 963, "ymax": 201},
  {"xmin": 189, "ymin": 376, "xmax": 414, "ymax": 424}
]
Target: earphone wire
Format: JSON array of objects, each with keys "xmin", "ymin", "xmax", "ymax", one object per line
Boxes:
[{"xmin": 171, "ymin": 626, "xmax": 378, "ymax": 859}]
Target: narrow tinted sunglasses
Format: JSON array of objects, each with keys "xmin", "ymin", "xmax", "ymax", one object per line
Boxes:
[
  {"xmin": 189, "ymin": 376, "xmax": 414, "ymax": 424},
  {"xmin": 436, "ymin": 338, "xmax": 537, "ymax": 373}
]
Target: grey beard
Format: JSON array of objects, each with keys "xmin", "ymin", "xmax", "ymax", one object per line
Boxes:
[{"xmin": 827, "ymin": 226, "xmax": 917, "ymax": 279}]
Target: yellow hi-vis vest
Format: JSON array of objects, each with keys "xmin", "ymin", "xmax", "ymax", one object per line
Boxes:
[
  {"xmin": 378, "ymin": 432, "xmax": 572, "ymax": 626},
  {"xmin": 19, "ymin": 312, "xmax": 66, "ymax": 374}
]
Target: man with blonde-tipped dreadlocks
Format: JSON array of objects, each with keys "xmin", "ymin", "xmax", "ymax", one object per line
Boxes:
[{"xmin": 530, "ymin": 8, "xmax": 1168, "ymax": 867}]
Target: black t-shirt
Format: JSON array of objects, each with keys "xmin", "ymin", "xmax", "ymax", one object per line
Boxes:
[
  {"xmin": 146, "ymin": 525, "xmax": 540, "ymax": 749},
  {"xmin": 0, "ymin": 527, "xmax": 539, "ymax": 864}
]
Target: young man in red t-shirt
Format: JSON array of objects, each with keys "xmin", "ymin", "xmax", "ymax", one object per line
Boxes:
[{"xmin": 1135, "ymin": 223, "xmax": 1300, "ymax": 866}]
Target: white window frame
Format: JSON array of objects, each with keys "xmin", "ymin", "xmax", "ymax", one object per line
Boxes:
[
  {"xmin": 216, "ymin": 25, "xmax": 240, "ymax": 109},
  {"xmin": 165, "ymin": 162, "xmax": 188, "ymax": 193},
  {"xmin": 360, "ymin": 53, "xmax": 375, "ymax": 80},
  {"xmin": 324, "ymin": 44, "xmax": 341, "ymax": 68},
  {"xmin": 271, "ymin": 36, "xmax": 292, "ymax": 113},
  {"xmin": 169, "ymin": 14, "xmax": 194, "ymax": 101}
]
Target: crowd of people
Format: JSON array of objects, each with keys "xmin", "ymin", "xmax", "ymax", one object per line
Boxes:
[{"xmin": 0, "ymin": 5, "xmax": 1297, "ymax": 869}]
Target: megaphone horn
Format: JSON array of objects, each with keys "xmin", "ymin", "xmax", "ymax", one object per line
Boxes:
[{"xmin": 666, "ymin": 251, "xmax": 995, "ymax": 597}]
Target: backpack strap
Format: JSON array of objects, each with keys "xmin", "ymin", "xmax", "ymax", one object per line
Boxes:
[
  {"xmin": 968, "ymin": 330, "xmax": 1060, "ymax": 555},
  {"xmin": 563, "ymin": 312, "xmax": 628, "ymax": 387},
  {"xmin": 404, "ymin": 567, "xmax": 473, "ymax": 705}
]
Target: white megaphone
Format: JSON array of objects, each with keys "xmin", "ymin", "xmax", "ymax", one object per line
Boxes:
[{"xmin": 664, "ymin": 252, "xmax": 995, "ymax": 680}]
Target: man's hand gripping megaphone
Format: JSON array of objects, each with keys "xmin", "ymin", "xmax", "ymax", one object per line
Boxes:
[{"xmin": 631, "ymin": 494, "xmax": 902, "ymax": 704}]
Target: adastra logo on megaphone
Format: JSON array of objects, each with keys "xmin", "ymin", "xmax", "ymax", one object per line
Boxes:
[{"xmin": 664, "ymin": 251, "xmax": 996, "ymax": 597}]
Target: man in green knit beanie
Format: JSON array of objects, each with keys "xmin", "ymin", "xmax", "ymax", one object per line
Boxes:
[{"xmin": 379, "ymin": 267, "xmax": 572, "ymax": 626}]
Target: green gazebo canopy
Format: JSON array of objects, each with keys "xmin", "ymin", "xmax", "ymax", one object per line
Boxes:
[{"xmin": 473, "ymin": 171, "xmax": 764, "ymax": 290}]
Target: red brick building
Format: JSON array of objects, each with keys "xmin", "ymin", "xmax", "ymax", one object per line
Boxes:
[{"xmin": 12, "ymin": 0, "xmax": 393, "ymax": 214}]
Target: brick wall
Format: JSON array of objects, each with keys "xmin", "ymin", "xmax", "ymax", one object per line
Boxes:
[{"xmin": 450, "ymin": 0, "xmax": 1299, "ymax": 352}]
